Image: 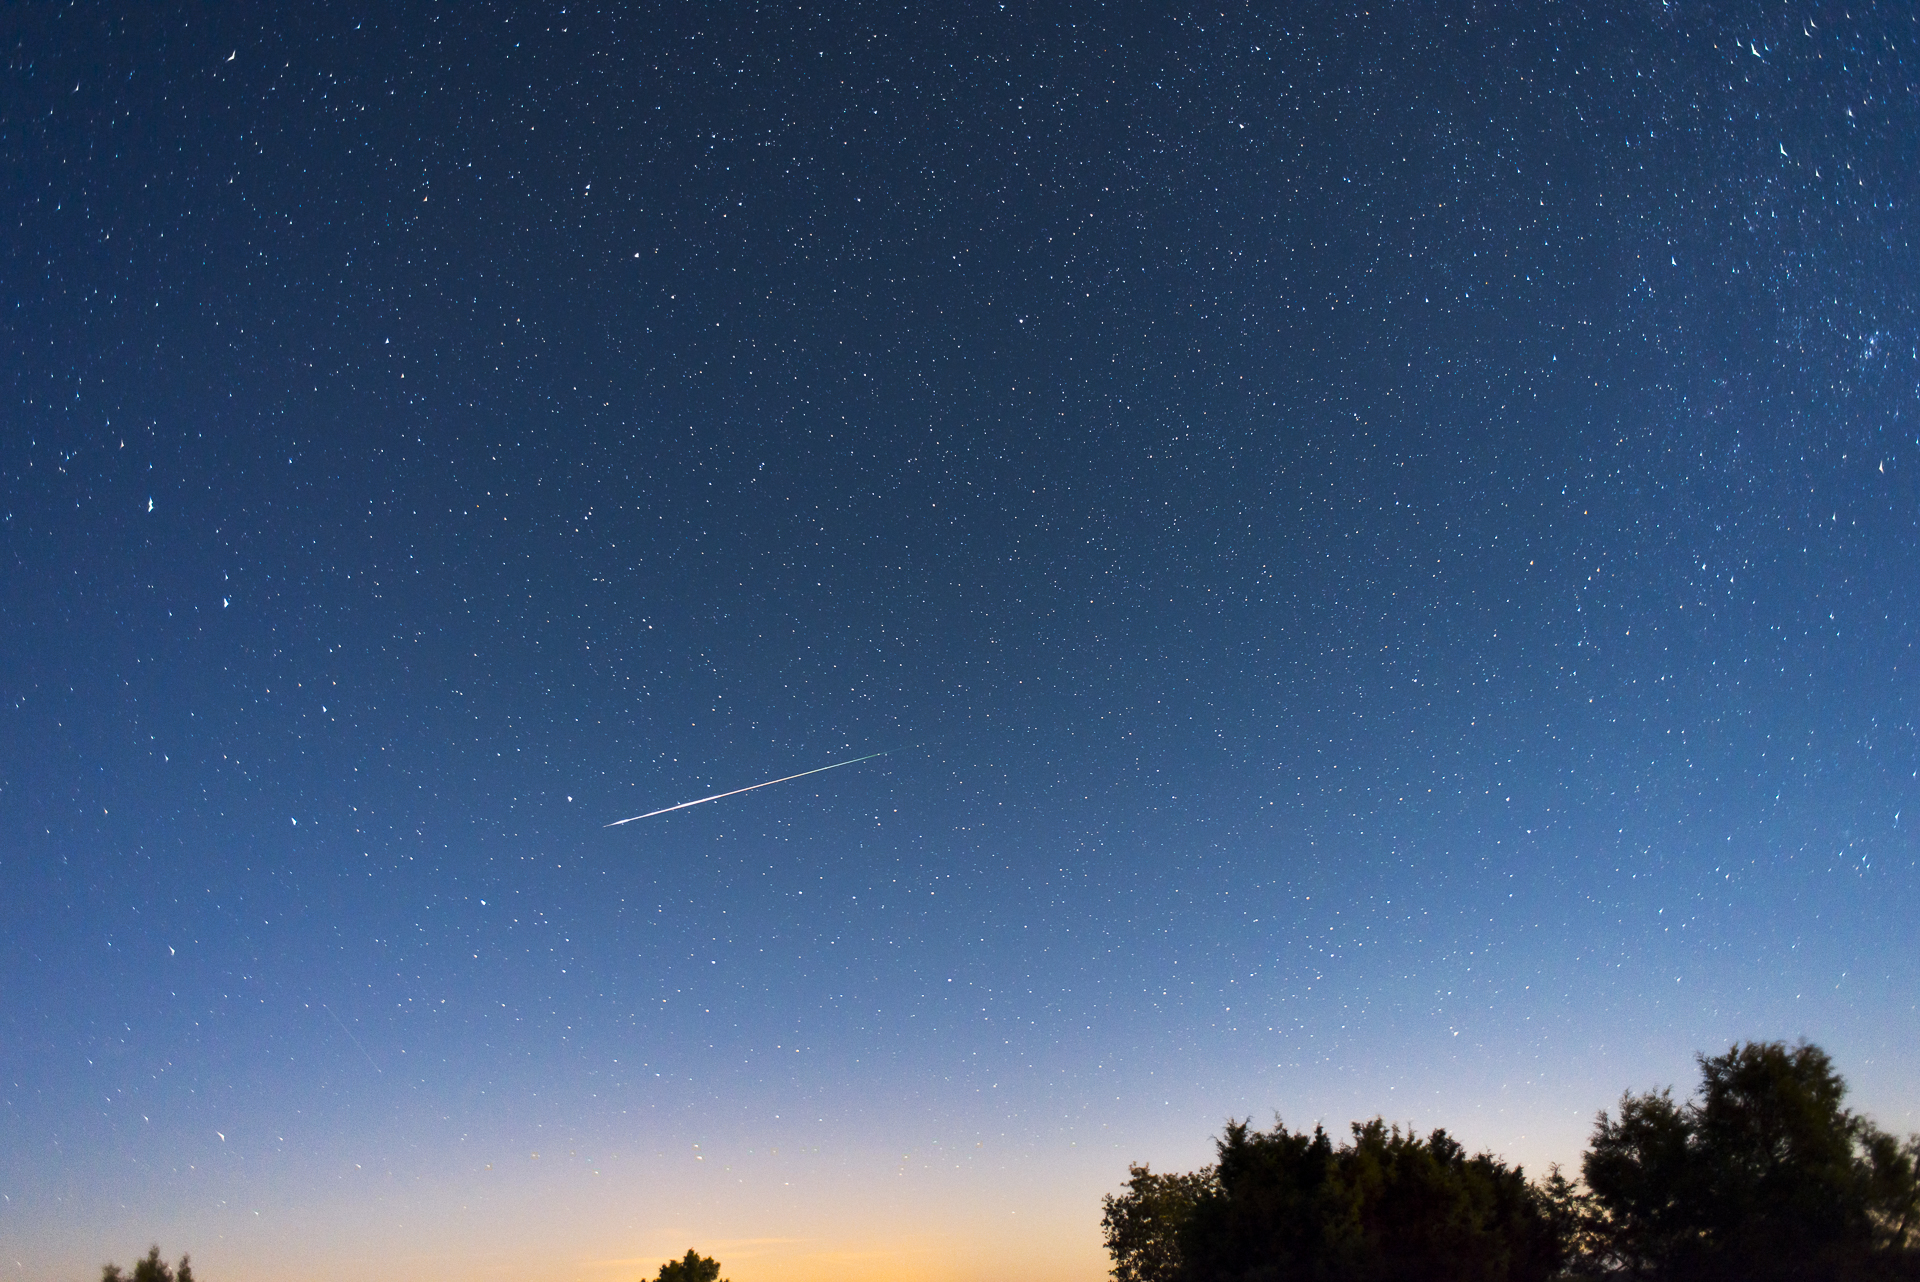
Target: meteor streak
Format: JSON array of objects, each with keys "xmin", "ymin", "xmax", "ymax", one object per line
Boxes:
[
  {"xmin": 604, "ymin": 751, "xmax": 888, "ymax": 826},
  {"xmin": 322, "ymin": 1003, "xmax": 381, "ymax": 1074}
]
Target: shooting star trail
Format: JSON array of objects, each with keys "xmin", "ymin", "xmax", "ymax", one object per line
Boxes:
[
  {"xmin": 323, "ymin": 1003, "xmax": 381, "ymax": 1074},
  {"xmin": 605, "ymin": 751, "xmax": 888, "ymax": 827}
]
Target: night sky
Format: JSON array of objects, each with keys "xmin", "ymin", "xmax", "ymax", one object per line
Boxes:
[{"xmin": 5, "ymin": 3, "xmax": 1918, "ymax": 1280}]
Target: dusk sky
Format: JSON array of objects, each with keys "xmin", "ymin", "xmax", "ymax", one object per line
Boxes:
[{"xmin": 4, "ymin": 3, "xmax": 1917, "ymax": 1280}]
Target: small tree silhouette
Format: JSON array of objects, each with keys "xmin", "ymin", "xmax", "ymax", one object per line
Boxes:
[
  {"xmin": 100, "ymin": 1245, "xmax": 194, "ymax": 1282},
  {"xmin": 653, "ymin": 1248, "xmax": 726, "ymax": 1282}
]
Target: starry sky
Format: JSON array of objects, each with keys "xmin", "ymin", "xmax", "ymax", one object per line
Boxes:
[{"xmin": 4, "ymin": 3, "xmax": 1918, "ymax": 1280}]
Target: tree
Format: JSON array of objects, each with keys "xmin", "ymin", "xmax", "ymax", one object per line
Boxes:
[
  {"xmin": 100, "ymin": 1246, "xmax": 194, "ymax": 1282},
  {"xmin": 1580, "ymin": 1086, "xmax": 1697, "ymax": 1275},
  {"xmin": 1582, "ymin": 1039, "xmax": 1920, "ymax": 1280},
  {"xmin": 1102, "ymin": 1162, "xmax": 1218, "ymax": 1282},
  {"xmin": 1106, "ymin": 1117, "xmax": 1563, "ymax": 1282},
  {"xmin": 653, "ymin": 1249, "xmax": 726, "ymax": 1282}
]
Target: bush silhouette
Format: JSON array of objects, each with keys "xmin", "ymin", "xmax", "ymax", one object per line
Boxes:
[
  {"xmin": 652, "ymin": 1249, "xmax": 726, "ymax": 1282},
  {"xmin": 100, "ymin": 1246, "xmax": 194, "ymax": 1282}
]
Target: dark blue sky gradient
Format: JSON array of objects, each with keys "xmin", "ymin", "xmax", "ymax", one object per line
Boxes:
[{"xmin": 4, "ymin": 4, "xmax": 1918, "ymax": 1279}]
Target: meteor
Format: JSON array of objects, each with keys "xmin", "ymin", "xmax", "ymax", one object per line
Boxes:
[{"xmin": 604, "ymin": 751, "xmax": 888, "ymax": 827}]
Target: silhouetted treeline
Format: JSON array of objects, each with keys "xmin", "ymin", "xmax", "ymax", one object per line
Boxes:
[
  {"xmin": 97, "ymin": 1244, "xmax": 730, "ymax": 1282},
  {"xmin": 1105, "ymin": 1040, "xmax": 1920, "ymax": 1282}
]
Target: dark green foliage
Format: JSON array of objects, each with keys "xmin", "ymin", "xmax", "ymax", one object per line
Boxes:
[
  {"xmin": 1581, "ymin": 1040, "xmax": 1920, "ymax": 1280},
  {"xmin": 653, "ymin": 1249, "xmax": 726, "ymax": 1282},
  {"xmin": 100, "ymin": 1246, "xmax": 193, "ymax": 1282},
  {"xmin": 1170, "ymin": 1116, "xmax": 1563, "ymax": 1282},
  {"xmin": 1580, "ymin": 1087, "xmax": 1697, "ymax": 1273},
  {"xmin": 1103, "ymin": 1162, "xmax": 1220, "ymax": 1282}
]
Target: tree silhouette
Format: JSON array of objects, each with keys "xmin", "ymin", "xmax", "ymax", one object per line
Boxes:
[
  {"xmin": 653, "ymin": 1248, "xmax": 726, "ymax": 1282},
  {"xmin": 1106, "ymin": 1117, "xmax": 1562, "ymax": 1282},
  {"xmin": 100, "ymin": 1246, "xmax": 194, "ymax": 1282},
  {"xmin": 1582, "ymin": 1040, "xmax": 1920, "ymax": 1280},
  {"xmin": 1103, "ymin": 1162, "xmax": 1218, "ymax": 1282},
  {"xmin": 1106, "ymin": 1041, "xmax": 1919, "ymax": 1282}
]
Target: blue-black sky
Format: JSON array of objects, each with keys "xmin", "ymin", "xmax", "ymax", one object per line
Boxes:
[{"xmin": 4, "ymin": 4, "xmax": 1917, "ymax": 1280}]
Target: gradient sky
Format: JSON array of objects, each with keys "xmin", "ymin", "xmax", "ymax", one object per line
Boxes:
[{"xmin": 5, "ymin": 3, "xmax": 1918, "ymax": 1280}]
